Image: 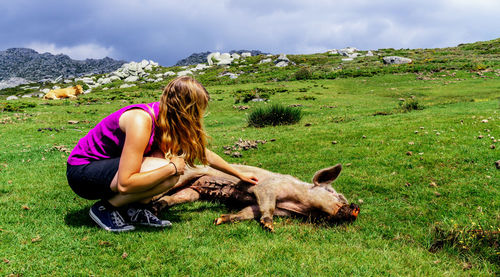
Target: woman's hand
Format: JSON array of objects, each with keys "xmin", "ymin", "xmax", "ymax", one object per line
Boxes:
[
  {"xmin": 170, "ymin": 156, "xmax": 185, "ymax": 175},
  {"xmin": 238, "ymin": 172, "xmax": 258, "ymax": 185}
]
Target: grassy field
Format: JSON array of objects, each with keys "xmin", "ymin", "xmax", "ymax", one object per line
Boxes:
[{"xmin": 0, "ymin": 40, "xmax": 499, "ymax": 275}]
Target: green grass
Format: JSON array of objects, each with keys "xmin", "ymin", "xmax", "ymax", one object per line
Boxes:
[{"xmin": 0, "ymin": 39, "xmax": 499, "ymax": 275}]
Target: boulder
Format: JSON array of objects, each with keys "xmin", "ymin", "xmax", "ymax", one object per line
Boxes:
[
  {"xmin": 241, "ymin": 52, "xmax": 251, "ymax": 58},
  {"xmin": 207, "ymin": 52, "xmax": 221, "ymax": 65},
  {"xmin": 81, "ymin": 77, "xmax": 94, "ymax": 84},
  {"xmin": 275, "ymin": 54, "xmax": 290, "ymax": 63},
  {"xmin": 328, "ymin": 49, "xmax": 338, "ymax": 55},
  {"xmin": 109, "ymin": 76, "xmax": 120, "ymax": 82},
  {"xmin": 41, "ymin": 88, "xmax": 50, "ymax": 94},
  {"xmin": 124, "ymin": 76, "xmax": 139, "ymax": 82},
  {"xmin": 164, "ymin": 71, "xmax": 176, "ymax": 77},
  {"xmin": 120, "ymin": 84, "xmax": 136, "ymax": 89},
  {"xmin": 22, "ymin": 94, "xmax": 32, "ymax": 98},
  {"xmin": 259, "ymin": 58, "xmax": 272, "ymax": 64},
  {"xmin": 220, "ymin": 53, "xmax": 231, "ymax": 60},
  {"xmin": 275, "ymin": 61, "xmax": 289, "ymax": 67},
  {"xmin": 6, "ymin": 95, "xmax": 19, "ymax": 100},
  {"xmin": 98, "ymin": 78, "xmax": 111, "ymax": 85},
  {"xmin": 366, "ymin": 50, "xmax": 374, "ymax": 57},
  {"xmin": 217, "ymin": 59, "xmax": 233, "ymax": 66},
  {"xmin": 383, "ymin": 56, "xmax": 412, "ymax": 64},
  {"xmin": 177, "ymin": 70, "xmax": 193, "ymax": 76},
  {"xmin": 231, "ymin": 53, "xmax": 241, "ymax": 59}
]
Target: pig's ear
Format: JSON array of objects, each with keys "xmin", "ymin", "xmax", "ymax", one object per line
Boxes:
[{"xmin": 312, "ymin": 164, "xmax": 342, "ymax": 186}]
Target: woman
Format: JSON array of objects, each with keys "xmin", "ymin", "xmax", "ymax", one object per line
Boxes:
[{"xmin": 67, "ymin": 76, "xmax": 258, "ymax": 232}]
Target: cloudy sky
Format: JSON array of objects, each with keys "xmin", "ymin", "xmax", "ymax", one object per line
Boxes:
[{"xmin": 1, "ymin": 0, "xmax": 499, "ymax": 66}]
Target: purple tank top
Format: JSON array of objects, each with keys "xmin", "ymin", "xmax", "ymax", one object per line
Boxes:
[{"xmin": 67, "ymin": 102, "xmax": 160, "ymax": 165}]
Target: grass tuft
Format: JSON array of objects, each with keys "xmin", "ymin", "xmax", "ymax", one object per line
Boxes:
[{"xmin": 247, "ymin": 104, "xmax": 302, "ymax": 127}]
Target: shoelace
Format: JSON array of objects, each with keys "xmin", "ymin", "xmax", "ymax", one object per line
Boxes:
[
  {"xmin": 110, "ymin": 211, "xmax": 127, "ymax": 227},
  {"xmin": 129, "ymin": 208, "xmax": 156, "ymax": 224}
]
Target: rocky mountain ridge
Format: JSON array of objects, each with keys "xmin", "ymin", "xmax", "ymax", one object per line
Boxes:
[
  {"xmin": 0, "ymin": 48, "xmax": 126, "ymax": 83},
  {"xmin": 175, "ymin": 50, "xmax": 268, "ymax": 66}
]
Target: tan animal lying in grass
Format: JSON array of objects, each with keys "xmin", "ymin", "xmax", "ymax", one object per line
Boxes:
[
  {"xmin": 43, "ymin": 85, "xmax": 83, "ymax": 100},
  {"xmin": 153, "ymin": 163, "xmax": 359, "ymax": 232}
]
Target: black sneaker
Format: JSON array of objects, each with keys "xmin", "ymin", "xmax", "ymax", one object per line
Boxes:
[
  {"xmin": 89, "ymin": 200, "xmax": 135, "ymax": 232},
  {"xmin": 124, "ymin": 204, "xmax": 172, "ymax": 228}
]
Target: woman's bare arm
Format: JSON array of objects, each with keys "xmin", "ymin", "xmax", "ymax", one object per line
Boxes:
[
  {"xmin": 205, "ymin": 148, "xmax": 258, "ymax": 185},
  {"xmin": 116, "ymin": 109, "xmax": 182, "ymax": 194}
]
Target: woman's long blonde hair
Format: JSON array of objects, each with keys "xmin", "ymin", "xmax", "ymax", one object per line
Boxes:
[{"xmin": 155, "ymin": 76, "xmax": 210, "ymax": 166}]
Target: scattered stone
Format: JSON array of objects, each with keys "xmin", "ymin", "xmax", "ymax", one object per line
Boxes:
[
  {"xmin": 124, "ymin": 76, "xmax": 139, "ymax": 83},
  {"xmin": 462, "ymin": 262, "xmax": 472, "ymax": 270},
  {"xmin": 233, "ymin": 105, "xmax": 249, "ymax": 110},
  {"xmin": 405, "ymin": 182, "xmax": 412, "ymax": 187},
  {"xmin": 259, "ymin": 58, "xmax": 272, "ymax": 64},
  {"xmin": 345, "ymin": 163, "xmax": 352, "ymax": 167},
  {"xmin": 362, "ymin": 135, "xmax": 366, "ymax": 139},
  {"xmin": 406, "ymin": 151, "xmax": 413, "ymax": 156},
  {"xmin": 289, "ymin": 104, "xmax": 303, "ymax": 107},
  {"xmin": 122, "ymin": 252, "xmax": 128, "ymax": 259},
  {"xmin": 119, "ymin": 84, "xmax": 136, "ymax": 89},
  {"xmin": 231, "ymin": 152, "xmax": 242, "ymax": 158},
  {"xmin": 332, "ymin": 141, "xmax": 338, "ymax": 144},
  {"xmin": 434, "ymin": 191, "xmax": 442, "ymax": 197},
  {"xmin": 436, "ymin": 132, "xmax": 440, "ymax": 136},
  {"xmin": 275, "ymin": 61, "xmax": 289, "ymax": 67},
  {"xmin": 408, "ymin": 141, "xmax": 415, "ymax": 145},
  {"xmin": 495, "ymin": 160, "xmax": 500, "ymax": 169},
  {"xmin": 67, "ymin": 120, "xmax": 79, "ymax": 124},
  {"xmin": 6, "ymin": 95, "xmax": 19, "ymax": 100},
  {"xmin": 429, "ymin": 182, "xmax": 438, "ymax": 188},
  {"xmin": 414, "ymin": 131, "xmax": 419, "ymax": 134},
  {"xmin": 177, "ymin": 70, "xmax": 193, "ymax": 77},
  {"xmin": 383, "ymin": 56, "xmax": 412, "ymax": 65},
  {"xmin": 477, "ymin": 135, "xmax": 483, "ymax": 139},
  {"xmin": 481, "ymin": 119, "xmax": 488, "ymax": 123},
  {"xmin": 358, "ymin": 199, "xmax": 364, "ymax": 204},
  {"xmin": 491, "ymin": 145, "xmax": 496, "ymax": 149}
]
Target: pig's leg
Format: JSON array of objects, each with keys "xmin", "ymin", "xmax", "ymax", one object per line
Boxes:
[
  {"xmin": 214, "ymin": 205, "xmax": 259, "ymax": 225},
  {"xmin": 250, "ymin": 185, "xmax": 277, "ymax": 232},
  {"xmin": 152, "ymin": 188, "xmax": 200, "ymax": 214}
]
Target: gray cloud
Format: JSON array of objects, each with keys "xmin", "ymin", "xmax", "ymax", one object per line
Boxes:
[{"xmin": 1, "ymin": 0, "xmax": 498, "ymax": 65}]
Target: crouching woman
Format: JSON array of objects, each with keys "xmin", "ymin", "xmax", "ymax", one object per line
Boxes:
[{"xmin": 66, "ymin": 76, "xmax": 258, "ymax": 232}]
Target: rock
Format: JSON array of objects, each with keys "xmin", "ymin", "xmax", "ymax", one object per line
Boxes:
[
  {"xmin": 109, "ymin": 76, "xmax": 120, "ymax": 82},
  {"xmin": 217, "ymin": 59, "xmax": 233, "ymax": 66},
  {"xmin": 164, "ymin": 71, "xmax": 176, "ymax": 77},
  {"xmin": 119, "ymin": 84, "xmax": 136, "ymax": 89},
  {"xmin": 241, "ymin": 52, "xmax": 251, "ymax": 58},
  {"xmin": 231, "ymin": 53, "xmax": 240, "ymax": 59},
  {"xmin": 338, "ymin": 47, "xmax": 358, "ymax": 56},
  {"xmin": 259, "ymin": 58, "xmax": 272, "ymax": 64},
  {"xmin": 275, "ymin": 54, "xmax": 290, "ymax": 63},
  {"xmin": 231, "ymin": 152, "xmax": 242, "ymax": 158},
  {"xmin": 98, "ymin": 78, "xmax": 111, "ymax": 85},
  {"xmin": 383, "ymin": 56, "xmax": 412, "ymax": 65},
  {"xmin": 365, "ymin": 50, "xmax": 374, "ymax": 57},
  {"xmin": 81, "ymin": 77, "xmax": 94, "ymax": 84},
  {"xmin": 481, "ymin": 119, "xmax": 488, "ymax": 123},
  {"xmin": 124, "ymin": 76, "xmax": 139, "ymax": 82},
  {"xmin": 327, "ymin": 49, "xmax": 338, "ymax": 55},
  {"xmin": 41, "ymin": 88, "xmax": 50, "ymax": 94},
  {"xmin": 331, "ymin": 141, "xmax": 338, "ymax": 144},
  {"xmin": 275, "ymin": 61, "xmax": 289, "ymax": 67},
  {"xmin": 0, "ymin": 77, "xmax": 30, "ymax": 90},
  {"xmin": 342, "ymin": 58, "xmax": 354, "ymax": 61},
  {"xmin": 64, "ymin": 79, "xmax": 73, "ymax": 84},
  {"xmin": 52, "ymin": 86, "xmax": 61, "ymax": 90},
  {"xmin": 219, "ymin": 72, "xmax": 239, "ymax": 79},
  {"xmin": 495, "ymin": 160, "xmax": 500, "ymax": 169},
  {"xmin": 21, "ymin": 94, "xmax": 32, "ymax": 98},
  {"xmin": 6, "ymin": 95, "xmax": 18, "ymax": 100},
  {"xmin": 177, "ymin": 70, "xmax": 193, "ymax": 77},
  {"xmin": 207, "ymin": 52, "xmax": 221, "ymax": 65}
]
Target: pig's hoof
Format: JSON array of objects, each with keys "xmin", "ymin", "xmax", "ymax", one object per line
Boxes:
[
  {"xmin": 260, "ymin": 217, "xmax": 274, "ymax": 232},
  {"xmin": 151, "ymin": 200, "xmax": 168, "ymax": 216},
  {"xmin": 214, "ymin": 214, "xmax": 230, "ymax": 225}
]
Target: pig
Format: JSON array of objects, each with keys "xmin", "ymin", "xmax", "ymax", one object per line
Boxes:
[{"xmin": 152, "ymin": 163, "xmax": 359, "ymax": 232}]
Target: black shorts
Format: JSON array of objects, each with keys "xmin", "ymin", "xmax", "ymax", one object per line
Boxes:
[{"xmin": 66, "ymin": 158, "xmax": 120, "ymax": 200}]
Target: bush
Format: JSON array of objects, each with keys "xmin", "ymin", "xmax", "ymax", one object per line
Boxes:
[
  {"xmin": 294, "ymin": 67, "xmax": 312, "ymax": 80},
  {"xmin": 0, "ymin": 102, "xmax": 37, "ymax": 112},
  {"xmin": 399, "ymin": 98, "xmax": 424, "ymax": 112},
  {"xmin": 247, "ymin": 104, "xmax": 302, "ymax": 127}
]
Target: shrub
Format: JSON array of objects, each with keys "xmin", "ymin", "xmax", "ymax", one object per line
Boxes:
[
  {"xmin": 294, "ymin": 67, "xmax": 312, "ymax": 80},
  {"xmin": 0, "ymin": 102, "xmax": 37, "ymax": 112},
  {"xmin": 247, "ymin": 104, "xmax": 302, "ymax": 127},
  {"xmin": 398, "ymin": 98, "xmax": 424, "ymax": 112}
]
